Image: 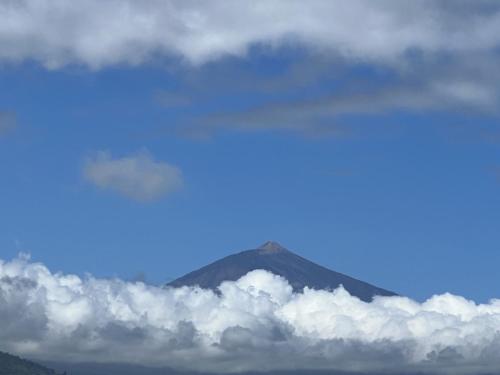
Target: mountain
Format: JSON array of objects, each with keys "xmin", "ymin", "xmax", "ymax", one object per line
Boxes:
[
  {"xmin": 168, "ymin": 241, "xmax": 396, "ymax": 301},
  {"xmin": 0, "ymin": 351, "xmax": 58, "ymax": 375},
  {"xmin": 46, "ymin": 361, "xmax": 425, "ymax": 375}
]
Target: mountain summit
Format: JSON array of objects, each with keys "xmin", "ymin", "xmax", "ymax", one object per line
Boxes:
[
  {"xmin": 258, "ymin": 240, "xmax": 288, "ymax": 252},
  {"xmin": 167, "ymin": 242, "xmax": 396, "ymax": 301}
]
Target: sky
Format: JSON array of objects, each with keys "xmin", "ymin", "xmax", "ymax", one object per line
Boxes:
[
  {"xmin": 3, "ymin": 1, "xmax": 500, "ymax": 374},
  {"xmin": 2, "ymin": 0, "xmax": 500, "ymax": 306}
]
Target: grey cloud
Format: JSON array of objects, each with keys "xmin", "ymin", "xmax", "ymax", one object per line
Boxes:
[
  {"xmin": 3, "ymin": 1, "xmax": 500, "ymax": 136},
  {"xmin": 83, "ymin": 150, "xmax": 183, "ymax": 202},
  {"xmin": 1, "ymin": 1, "xmax": 500, "ymax": 69},
  {"xmin": 0, "ymin": 276, "xmax": 48, "ymax": 342},
  {"xmin": 98, "ymin": 322, "xmax": 148, "ymax": 343},
  {"xmin": 0, "ymin": 112, "xmax": 17, "ymax": 137},
  {"xmin": 0, "ymin": 275, "xmax": 38, "ymax": 290},
  {"xmin": 174, "ymin": 54, "xmax": 500, "ymax": 136},
  {"xmin": 154, "ymin": 90, "xmax": 192, "ymax": 109}
]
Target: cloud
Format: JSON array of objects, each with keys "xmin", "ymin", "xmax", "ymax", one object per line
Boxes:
[
  {"xmin": 1, "ymin": 1, "xmax": 500, "ymax": 69},
  {"xmin": 1, "ymin": 255, "xmax": 500, "ymax": 374},
  {"xmin": 154, "ymin": 90, "xmax": 192, "ymax": 109},
  {"xmin": 170, "ymin": 53, "xmax": 500, "ymax": 135},
  {"xmin": 196, "ymin": 78, "xmax": 498, "ymax": 135},
  {"xmin": 3, "ymin": 1, "xmax": 500, "ymax": 134},
  {"xmin": 0, "ymin": 112, "xmax": 17, "ymax": 137},
  {"xmin": 83, "ymin": 150, "xmax": 183, "ymax": 202}
]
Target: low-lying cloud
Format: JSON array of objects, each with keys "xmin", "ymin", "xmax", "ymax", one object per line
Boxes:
[
  {"xmin": 1, "ymin": 255, "xmax": 500, "ymax": 374},
  {"xmin": 83, "ymin": 150, "xmax": 183, "ymax": 202}
]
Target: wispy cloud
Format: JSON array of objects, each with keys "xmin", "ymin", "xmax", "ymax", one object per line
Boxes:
[
  {"xmin": 163, "ymin": 51, "xmax": 500, "ymax": 136},
  {"xmin": 154, "ymin": 90, "xmax": 192, "ymax": 109},
  {"xmin": 83, "ymin": 150, "xmax": 183, "ymax": 202},
  {"xmin": 1, "ymin": 255, "xmax": 500, "ymax": 374},
  {"xmin": 0, "ymin": 112, "xmax": 17, "ymax": 137},
  {"xmin": 198, "ymin": 80, "xmax": 496, "ymax": 134}
]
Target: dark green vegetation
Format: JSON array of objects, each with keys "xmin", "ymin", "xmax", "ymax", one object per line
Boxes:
[{"xmin": 0, "ymin": 351, "xmax": 58, "ymax": 375}]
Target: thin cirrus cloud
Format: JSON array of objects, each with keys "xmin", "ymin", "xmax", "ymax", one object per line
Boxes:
[
  {"xmin": 83, "ymin": 150, "xmax": 183, "ymax": 202},
  {"xmin": 0, "ymin": 112, "xmax": 16, "ymax": 137},
  {"xmin": 1, "ymin": 254, "xmax": 500, "ymax": 374},
  {"xmin": 194, "ymin": 75, "xmax": 499, "ymax": 135}
]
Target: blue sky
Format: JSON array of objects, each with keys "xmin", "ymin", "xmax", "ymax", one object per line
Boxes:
[{"xmin": 2, "ymin": 1, "xmax": 500, "ymax": 303}]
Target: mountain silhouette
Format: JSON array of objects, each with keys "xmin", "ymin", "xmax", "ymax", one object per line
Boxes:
[
  {"xmin": 167, "ymin": 241, "xmax": 396, "ymax": 301},
  {"xmin": 0, "ymin": 351, "xmax": 58, "ymax": 375}
]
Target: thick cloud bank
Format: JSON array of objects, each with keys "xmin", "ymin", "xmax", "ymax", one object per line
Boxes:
[
  {"xmin": 1, "ymin": 255, "xmax": 500, "ymax": 374},
  {"xmin": 1, "ymin": 0, "xmax": 500, "ymax": 69}
]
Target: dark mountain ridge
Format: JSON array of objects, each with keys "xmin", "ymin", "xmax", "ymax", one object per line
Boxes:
[
  {"xmin": 168, "ymin": 241, "xmax": 396, "ymax": 302},
  {"xmin": 0, "ymin": 351, "xmax": 58, "ymax": 375}
]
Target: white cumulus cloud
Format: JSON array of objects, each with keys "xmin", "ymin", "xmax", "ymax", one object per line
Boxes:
[
  {"xmin": 83, "ymin": 150, "xmax": 183, "ymax": 202},
  {"xmin": 3, "ymin": 1, "xmax": 500, "ymax": 130},
  {"xmin": 1, "ymin": 255, "xmax": 500, "ymax": 374},
  {"xmin": 1, "ymin": 1, "xmax": 500, "ymax": 69}
]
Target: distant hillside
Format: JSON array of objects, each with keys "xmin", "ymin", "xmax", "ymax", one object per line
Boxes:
[
  {"xmin": 0, "ymin": 351, "xmax": 57, "ymax": 375},
  {"xmin": 168, "ymin": 241, "xmax": 396, "ymax": 302},
  {"xmin": 46, "ymin": 361, "xmax": 429, "ymax": 375}
]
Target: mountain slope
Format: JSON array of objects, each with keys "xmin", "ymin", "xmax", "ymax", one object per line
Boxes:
[
  {"xmin": 0, "ymin": 351, "xmax": 57, "ymax": 375},
  {"xmin": 168, "ymin": 241, "xmax": 396, "ymax": 302}
]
